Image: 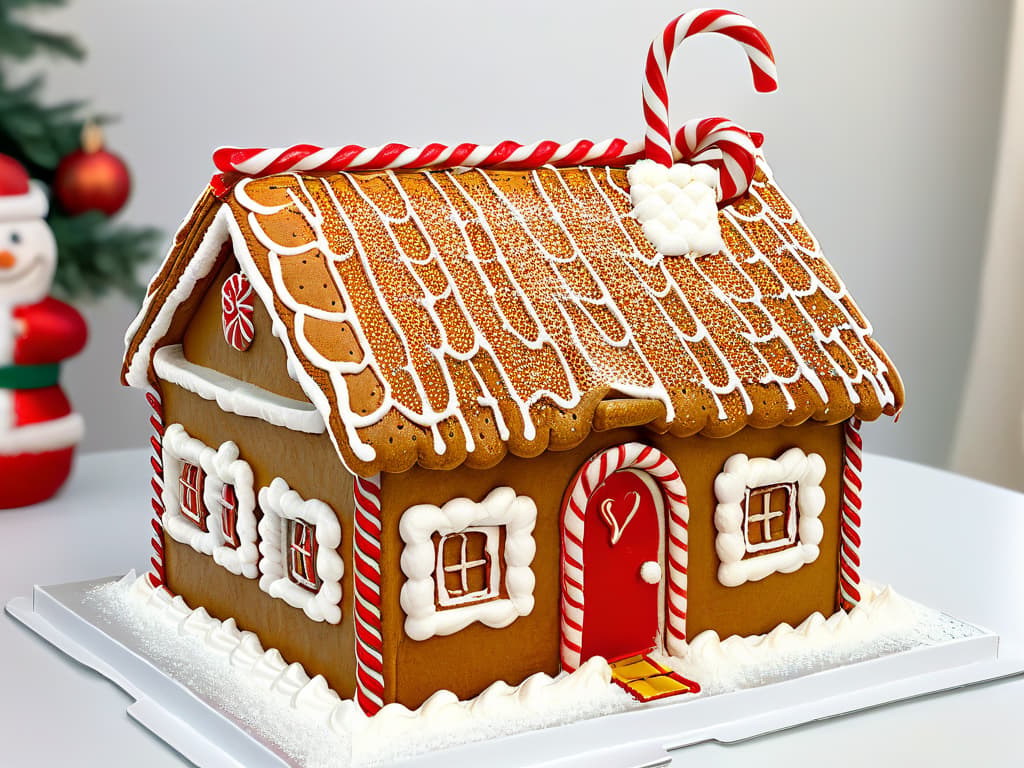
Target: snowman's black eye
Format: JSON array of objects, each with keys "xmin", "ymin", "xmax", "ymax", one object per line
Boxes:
[{"xmin": 10, "ymin": 232, "xmax": 20, "ymax": 244}]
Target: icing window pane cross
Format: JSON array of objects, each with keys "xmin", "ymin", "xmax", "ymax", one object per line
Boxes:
[
  {"xmin": 744, "ymin": 483, "xmax": 796, "ymax": 555},
  {"xmin": 436, "ymin": 527, "xmax": 501, "ymax": 608},
  {"xmin": 221, "ymin": 272, "xmax": 255, "ymax": 351},
  {"xmin": 288, "ymin": 519, "xmax": 320, "ymax": 592},
  {"xmin": 178, "ymin": 462, "xmax": 207, "ymax": 531}
]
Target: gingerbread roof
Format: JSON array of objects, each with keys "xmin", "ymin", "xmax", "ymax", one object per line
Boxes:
[{"xmin": 123, "ymin": 158, "xmax": 903, "ymax": 477}]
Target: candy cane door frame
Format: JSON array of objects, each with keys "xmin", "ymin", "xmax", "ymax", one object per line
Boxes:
[{"xmin": 560, "ymin": 443, "xmax": 690, "ymax": 672}]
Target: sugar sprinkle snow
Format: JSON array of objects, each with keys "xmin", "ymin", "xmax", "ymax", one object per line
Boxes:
[{"xmin": 84, "ymin": 574, "xmax": 974, "ymax": 766}]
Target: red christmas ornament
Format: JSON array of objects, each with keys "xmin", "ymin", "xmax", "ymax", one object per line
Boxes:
[{"xmin": 54, "ymin": 123, "xmax": 131, "ymax": 216}]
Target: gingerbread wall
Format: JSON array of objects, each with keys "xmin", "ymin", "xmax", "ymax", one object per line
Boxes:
[
  {"xmin": 381, "ymin": 420, "xmax": 844, "ymax": 709},
  {"xmin": 160, "ymin": 257, "xmax": 359, "ymax": 698},
  {"xmin": 161, "ymin": 384, "xmax": 358, "ymax": 697}
]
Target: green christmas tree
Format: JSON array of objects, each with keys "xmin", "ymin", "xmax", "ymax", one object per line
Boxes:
[{"xmin": 0, "ymin": 0, "xmax": 159, "ymax": 300}]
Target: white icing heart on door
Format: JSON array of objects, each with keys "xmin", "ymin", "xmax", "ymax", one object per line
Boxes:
[{"xmin": 599, "ymin": 491, "xmax": 641, "ymax": 546}]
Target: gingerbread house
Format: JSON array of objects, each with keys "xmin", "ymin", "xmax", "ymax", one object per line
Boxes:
[{"xmin": 121, "ymin": 9, "xmax": 903, "ymax": 715}]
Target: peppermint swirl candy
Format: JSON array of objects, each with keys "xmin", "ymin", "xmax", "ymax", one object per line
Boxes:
[{"xmin": 221, "ymin": 272, "xmax": 255, "ymax": 351}]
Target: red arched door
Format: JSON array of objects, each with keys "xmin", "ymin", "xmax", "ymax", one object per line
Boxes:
[{"xmin": 579, "ymin": 468, "xmax": 665, "ymax": 662}]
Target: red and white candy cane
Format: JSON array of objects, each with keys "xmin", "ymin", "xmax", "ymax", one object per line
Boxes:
[
  {"xmin": 209, "ymin": 8, "xmax": 778, "ymax": 204},
  {"xmin": 212, "ymin": 138, "xmax": 643, "ymax": 185},
  {"xmin": 674, "ymin": 117, "xmax": 761, "ymax": 203},
  {"xmin": 643, "ymin": 8, "xmax": 776, "ymax": 166},
  {"xmin": 353, "ymin": 473, "xmax": 386, "ymax": 715},
  {"xmin": 839, "ymin": 418, "xmax": 863, "ymax": 611},
  {"xmin": 146, "ymin": 387, "xmax": 167, "ymax": 589},
  {"xmin": 221, "ymin": 272, "xmax": 255, "ymax": 352}
]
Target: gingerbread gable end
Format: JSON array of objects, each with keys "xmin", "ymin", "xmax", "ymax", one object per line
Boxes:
[
  {"xmin": 122, "ymin": 191, "xmax": 331, "ymax": 439},
  {"xmin": 122, "ymin": 191, "xmax": 234, "ymax": 389},
  {"xmin": 180, "ymin": 253, "xmax": 308, "ymax": 402}
]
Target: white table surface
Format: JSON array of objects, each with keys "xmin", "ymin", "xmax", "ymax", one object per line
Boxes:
[{"xmin": 1, "ymin": 450, "xmax": 1021, "ymax": 767}]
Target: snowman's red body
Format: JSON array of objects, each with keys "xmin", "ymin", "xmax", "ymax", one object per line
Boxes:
[{"xmin": 0, "ymin": 297, "xmax": 87, "ymax": 508}]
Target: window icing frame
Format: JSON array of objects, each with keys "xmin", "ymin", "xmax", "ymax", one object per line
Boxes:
[
  {"xmin": 203, "ymin": 441, "xmax": 259, "ymax": 578},
  {"xmin": 714, "ymin": 447, "xmax": 827, "ymax": 587},
  {"xmin": 161, "ymin": 424, "xmax": 259, "ymax": 578},
  {"xmin": 257, "ymin": 477, "xmax": 343, "ymax": 624},
  {"xmin": 399, "ymin": 487, "xmax": 536, "ymax": 641}
]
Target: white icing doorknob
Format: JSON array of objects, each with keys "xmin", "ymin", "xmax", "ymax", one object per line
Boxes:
[{"xmin": 640, "ymin": 560, "xmax": 661, "ymax": 584}]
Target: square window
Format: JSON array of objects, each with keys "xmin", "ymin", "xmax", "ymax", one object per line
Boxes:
[
  {"xmin": 744, "ymin": 483, "xmax": 797, "ymax": 555},
  {"xmin": 400, "ymin": 487, "xmax": 537, "ymax": 640},
  {"xmin": 162, "ymin": 424, "xmax": 259, "ymax": 577},
  {"xmin": 178, "ymin": 462, "xmax": 207, "ymax": 531},
  {"xmin": 257, "ymin": 477, "xmax": 343, "ymax": 624},
  {"xmin": 288, "ymin": 519, "xmax": 320, "ymax": 592},
  {"xmin": 436, "ymin": 528, "xmax": 499, "ymax": 608},
  {"xmin": 714, "ymin": 449, "xmax": 827, "ymax": 587}
]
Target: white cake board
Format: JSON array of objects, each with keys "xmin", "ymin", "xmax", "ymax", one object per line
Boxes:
[{"xmin": 7, "ymin": 576, "xmax": 1024, "ymax": 768}]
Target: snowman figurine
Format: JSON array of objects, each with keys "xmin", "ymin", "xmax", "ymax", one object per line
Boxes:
[{"xmin": 0, "ymin": 154, "xmax": 87, "ymax": 508}]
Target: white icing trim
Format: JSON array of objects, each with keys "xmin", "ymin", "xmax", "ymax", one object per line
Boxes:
[
  {"xmin": 399, "ymin": 486, "xmax": 536, "ymax": 641},
  {"xmin": 0, "ymin": 181, "xmax": 48, "ymax": 221},
  {"xmin": 153, "ymin": 345, "xmax": 325, "ymax": 434},
  {"xmin": 257, "ymin": 477, "xmax": 343, "ymax": 624},
  {"xmin": 627, "ymin": 159, "xmax": 723, "ymax": 256},
  {"xmin": 714, "ymin": 448, "xmax": 827, "ymax": 587},
  {"xmin": 660, "ymin": 583, "xmax": 922, "ymax": 696},
  {"xmin": 203, "ymin": 441, "xmax": 259, "ymax": 579},
  {"xmin": 123, "ymin": 204, "xmax": 231, "ymax": 389},
  {"xmin": 128, "ymin": 574, "xmax": 343, "ymax": 720},
  {"xmin": 0, "ymin": 412, "xmax": 83, "ymax": 454},
  {"xmin": 124, "ymin": 572, "xmax": 623, "ymax": 759}
]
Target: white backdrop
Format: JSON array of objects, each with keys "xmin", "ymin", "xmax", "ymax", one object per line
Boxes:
[
  {"xmin": 18, "ymin": 0, "xmax": 1011, "ymax": 474},
  {"xmin": 953, "ymin": 1, "xmax": 1024, "ymax": 491}
]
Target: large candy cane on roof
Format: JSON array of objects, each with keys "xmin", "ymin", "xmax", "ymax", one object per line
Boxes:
[{"xmin": 642, "ymin": 7, "xmax": 777, "ymax": 168}]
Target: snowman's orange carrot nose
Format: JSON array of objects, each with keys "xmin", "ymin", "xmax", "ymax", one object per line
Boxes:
[{"xmin": 0, "ymin": 251, "xmax": 15, "ymax": 269}]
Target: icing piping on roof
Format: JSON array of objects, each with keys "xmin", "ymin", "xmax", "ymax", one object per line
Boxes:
[
  {"xmin": 122, "ymin": 156, "xmax": 902, "ymax": 477},
  {"xmin": 215, "ymin": 163, "xmax": 899, "ymax": 472}
]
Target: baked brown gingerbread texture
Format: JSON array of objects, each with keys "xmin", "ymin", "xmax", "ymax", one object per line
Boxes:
[{"xmin": 122, "ymin": 153, "xmax": 903, "ymax": 713}]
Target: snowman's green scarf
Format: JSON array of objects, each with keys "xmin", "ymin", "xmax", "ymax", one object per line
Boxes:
[{"xmin": 0, "ymin": 363, "xmax": 60, "ymax": 389}]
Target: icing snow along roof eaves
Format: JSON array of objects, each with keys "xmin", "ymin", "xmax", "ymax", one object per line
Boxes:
[{"xmin": 123, "ymin": 160, "xmax": 903, "ymax": 477}]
